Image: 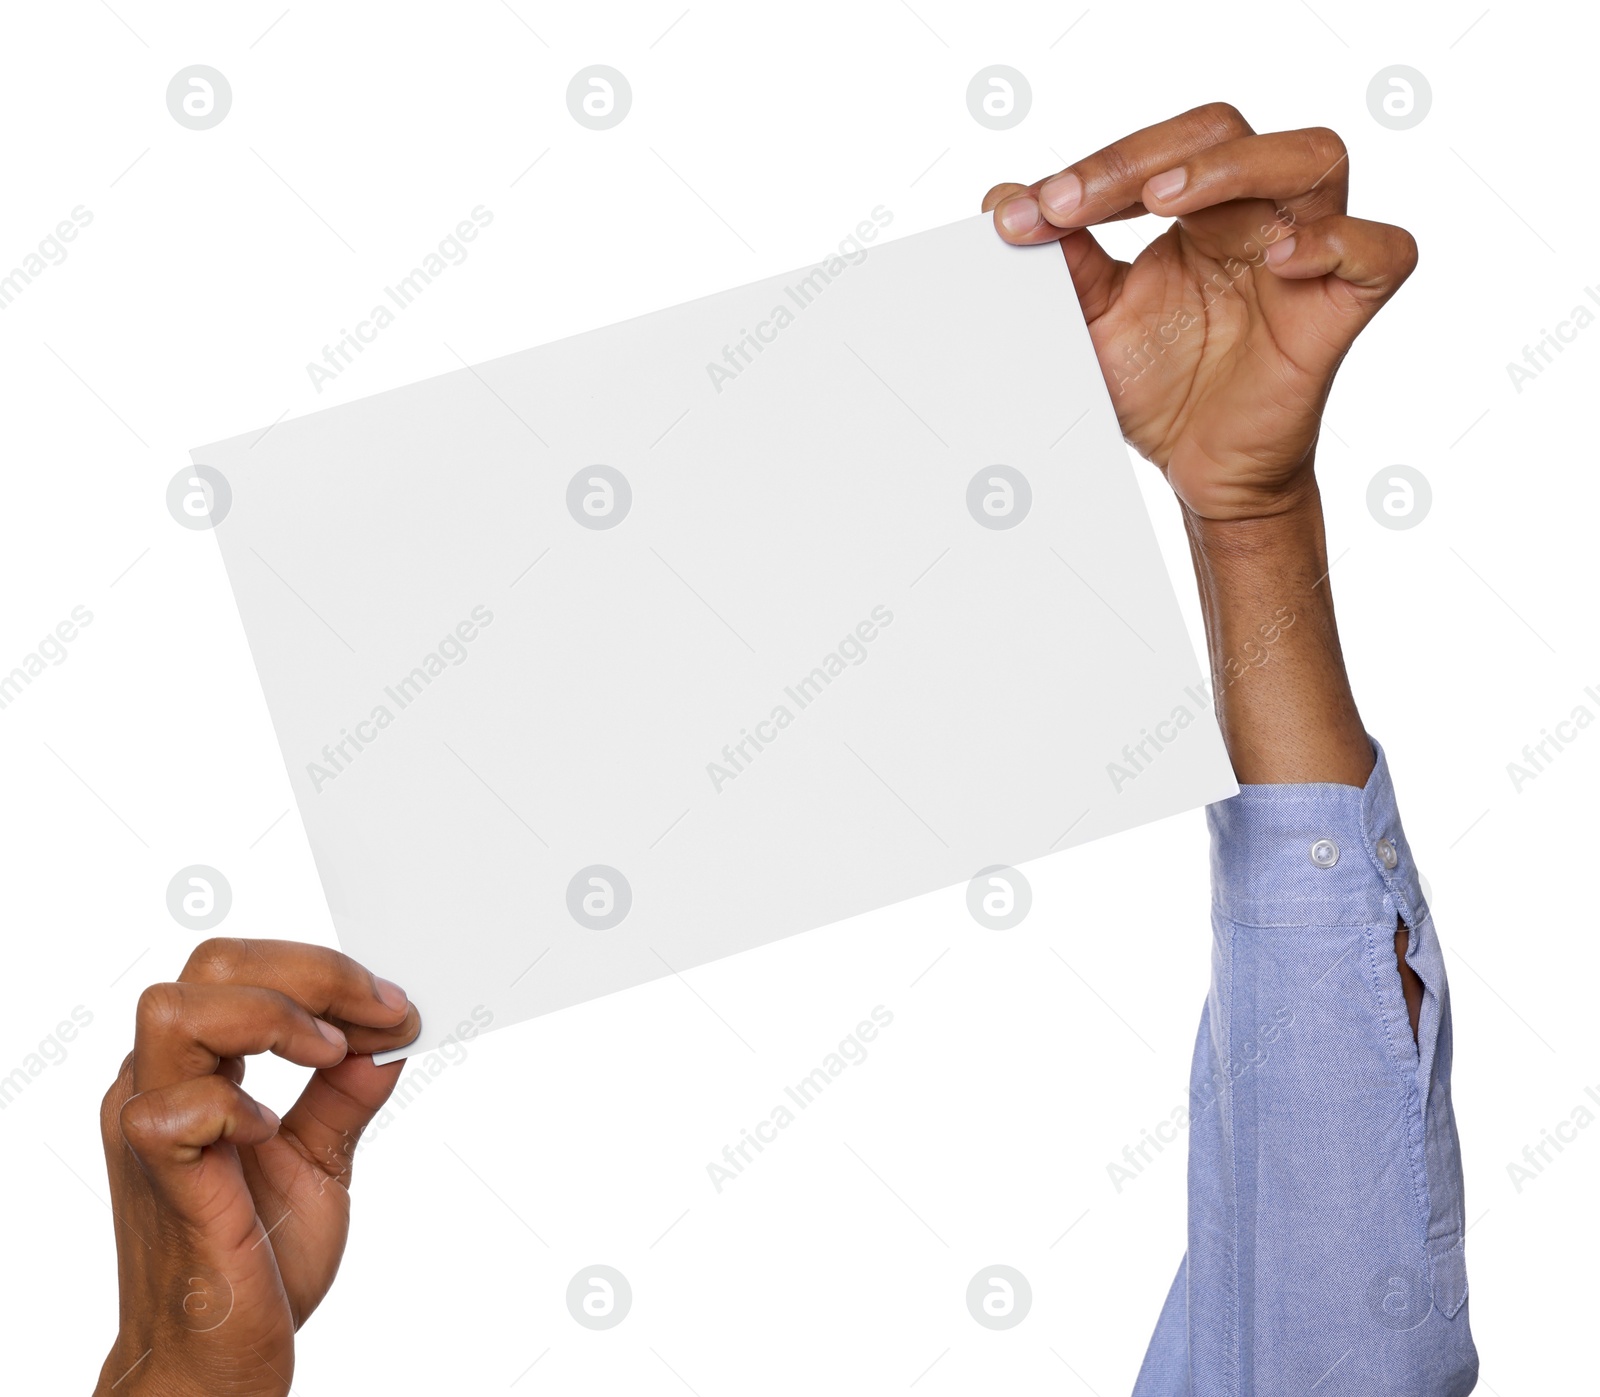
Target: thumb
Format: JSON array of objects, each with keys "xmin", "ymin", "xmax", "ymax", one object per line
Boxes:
[{"xmin": 279, "ymin": 1052, "xmax": 405, "ymax": 1189}]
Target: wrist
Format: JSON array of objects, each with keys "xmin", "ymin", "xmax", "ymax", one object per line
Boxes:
[
  {"xmin": 1181, "ymin": 482, "xmax": 1328, "ymax": 573},
  {"xmin": 1176, "ymin": 480, "xmax": 1373, "ymax": 787},
  {"xmin": 94, "ymin": 1339, "xmax": 289, "ymax": 1397}
]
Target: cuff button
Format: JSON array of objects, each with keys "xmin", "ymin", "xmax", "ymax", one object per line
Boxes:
[
  {"xmin": 1310, "ymin": 838, "xmax": 1340, "ymax": 868},
  {"xmin": 1376, "ymin": 838, "xmax": 1399, "ymax": 870}
]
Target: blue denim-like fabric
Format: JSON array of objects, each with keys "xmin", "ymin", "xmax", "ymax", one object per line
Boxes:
[{"xmin": 1134, "ymin": 739, "xmax": 1477, "ymax": 1396}]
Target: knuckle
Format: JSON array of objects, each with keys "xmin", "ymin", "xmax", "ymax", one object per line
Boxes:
[
  {"xmin": 1394, "ymin": 227, "xmax": 1420, "ymax": 271},
  {"xmin": 99, "ymin": 1054, "xmax": 134, "ymax": 1134},
  {"xmin": 1091, "ymin": 143, "xmax": 1142, "ymax": 189},
  {"xmin": 259, "ymin": 986, "xmax": 307, "ymax": 1033},
  {"xmin": 135, "ymin": 982, "xmax": 187, "ymax": 1035},
  {"xmin": 118, "ymin": 1091, "xmax": 168, "ymax": 1150},
  {"xmin": 184, "ymin": 936, "xmax": 248, "ymax": 984},
  {"xmin": 328, "ymin": 948, "xmax": 372, "ymax": 998},
  {"xmin": 1301, "ymin": 126, "xmax": 1348, "ymax": 169},
  {"xmin": 1194, "ymin": 101, "xmax": 1249, "ymax": 140}
]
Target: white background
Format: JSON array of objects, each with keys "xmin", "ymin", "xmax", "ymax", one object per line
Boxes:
[{"xmin": 1, "ymin": 1, "xmax": 1592, "ymax": 1392}]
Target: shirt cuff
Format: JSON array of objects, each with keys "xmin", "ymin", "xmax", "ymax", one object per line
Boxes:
[{"xmin": 1207, "ymin": 736, "xmax": 1429, "ymax": 928}]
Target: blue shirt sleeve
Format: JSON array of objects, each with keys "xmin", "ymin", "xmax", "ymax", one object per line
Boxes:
[{"xmin": 1134, "ymin": 739, "xmax": 1478, "ymax": 1397}]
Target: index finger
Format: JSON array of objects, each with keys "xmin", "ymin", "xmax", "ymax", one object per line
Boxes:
[
  {"xmin": 180, "ymin": 938, "xmax": 417, "ymax": 1047},
  {"xmin": 993, "ymin": 101, "xmax": 1255, "ymax": 243}
]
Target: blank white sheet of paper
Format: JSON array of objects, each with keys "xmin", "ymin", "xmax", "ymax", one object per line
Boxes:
[{"xmin": 192, "ymin": 214, "xmax": 1237, "ymax": 1061}]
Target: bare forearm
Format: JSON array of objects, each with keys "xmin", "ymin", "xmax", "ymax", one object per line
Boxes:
[
  {"xmin": 1187, "ymin": 479, "xmax": 1422, "ymax": 1031},
  {"xmin": 1183, "ymin": 481, "xmax": 1373, "ymax": 788}
]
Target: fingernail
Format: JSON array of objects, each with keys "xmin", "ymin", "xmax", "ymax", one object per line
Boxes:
[
  {"xmin": 1039, "ymin": 173, "xmax": 1083, "ymax": 221},
  {"xmin": 1146, "ymin": 168, "xmax": 1187, "ymax": 203},
  {"xmin": 259, "ymin": 1104, "xmax": 280, "ymax": 1132},
  {"xmin": 314, "ymin": 1018, "xmax": 347, "ymax": 1048},
  {"xmin": 374, "ymin": 977, "xmax": 408, "ymax": 1011},
  {"xmin": 997, "ymin": 196, "xmax": 1041, "ymax": 236},
  {"xmin": 1265, "ymin": 235, "xmax": 1297, "ymax": 266}
]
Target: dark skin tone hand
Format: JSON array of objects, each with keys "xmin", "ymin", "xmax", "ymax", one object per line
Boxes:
[
  {"xmin": 983, "ymin": 101, "xmax": 1417, "ymax": 524},
  {"xmin": 984, "ymin": 103, "xmax": 1423, "ymax": 1036},
  {"xmin": 94, "ymin": 940, "xmax": 419, "ymax": 1396}
]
